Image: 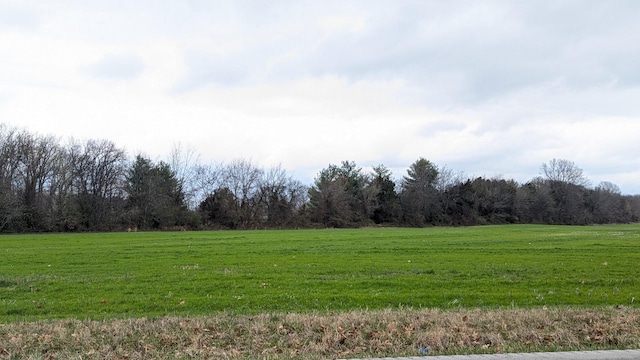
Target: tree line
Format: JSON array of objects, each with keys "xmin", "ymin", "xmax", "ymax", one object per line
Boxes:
[{"xmin": 1, "ymin": 124, "xmax": 638, "ymax": 232}]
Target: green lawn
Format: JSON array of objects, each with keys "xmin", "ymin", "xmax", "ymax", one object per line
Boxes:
[{"xmin": 1, "ymin": 225, "xmax": 639, "ymax": 322}]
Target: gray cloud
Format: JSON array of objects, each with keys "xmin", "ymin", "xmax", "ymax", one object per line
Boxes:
[
  {"xmin": 23, "ymin": 1, "xmax": 636, "ymax": 103},
  {"xmin": 168, "ymin": 0, "xmax": 640, "ymax": 111}
]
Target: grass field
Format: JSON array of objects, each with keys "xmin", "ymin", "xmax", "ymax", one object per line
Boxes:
[{"xmin": 1, "ymin": 224, "xmax": 639, "ymax": 322}]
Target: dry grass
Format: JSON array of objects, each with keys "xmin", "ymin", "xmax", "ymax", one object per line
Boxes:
[{"xmin": 1, "ymin": 307, "xmax": 639, "ymax": 359}]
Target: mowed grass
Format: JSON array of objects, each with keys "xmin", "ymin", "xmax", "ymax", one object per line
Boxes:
[{"xmin": 1, "ymin": 225, "xmax": 639, "ymax": 322}]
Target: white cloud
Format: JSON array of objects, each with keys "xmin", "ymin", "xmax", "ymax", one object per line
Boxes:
[
  {"xmin": 0, "ymin": 4, "xmax": 39, "ymax": 31},
  {"xmin": 84, "ymin": 53, "xmax": 145, "ymax": 80}
]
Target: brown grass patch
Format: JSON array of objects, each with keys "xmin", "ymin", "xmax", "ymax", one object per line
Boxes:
[{"xmin": 1, "ymin": 307, "xmax": 639, "ymax": 359}]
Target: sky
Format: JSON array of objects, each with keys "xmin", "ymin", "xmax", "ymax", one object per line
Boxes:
[{"xmin": 1, "ymin": 1, "xmax": 639, "ymax": 194}]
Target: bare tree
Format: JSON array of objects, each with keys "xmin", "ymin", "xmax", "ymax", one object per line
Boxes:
[
  {"xmin": 193, "ymin": 162, "xmax": 225, "ymax": 202},
  {"xmin": 258, "ymin": 165, "xmax": 289, "ymax": 226},
  {"xmin": 308, "ymin": 169, "xmax": 353, "ymax": 227},
  {"xmin": 16, "ymin": 132, "xmax": 60, "ymax": 230},
  {"xmin": 541, "ymin": 158, "xmax": 589, "ymax": 186},
  {"xmin": 169, "ymin": 142, "xmax": 200, "ymax": 210},
  {"xmin": 590, "ymin": 181, "xmax": 625, "ymax": 224},
  {"xmin": 71, "ymin": 139, "xmax": 127, "ymax": 230},
  {"xmin": 0, "ymin": 125, "xmax": 25, "ymax": 231},
  {"xmin": 45, "ymin": 140, "xmax": 77, "ymax": 231},
  {"xmin": 257, "ymin": 165, "xmax": 308, "ymax": 227},
  {"xmin": 223, "ymin": 159, "xmax": 263, "ymax": 228},
  {"xmin": 540, "ymin": 159, "xmax": 591, "ymax": 224},
  {"xmin": 434, "ymin": 165, "xmax": 465, "ymax": 225}
]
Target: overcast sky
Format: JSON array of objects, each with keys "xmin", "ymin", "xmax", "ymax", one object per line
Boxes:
[{"xmin": 2, "ymin": 1, "xmax": 639, "ymax": 193}]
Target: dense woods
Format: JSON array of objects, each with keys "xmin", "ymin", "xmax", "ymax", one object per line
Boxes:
[{"xmin": 1, "ymin": 124, "xmax": 638, "ymax": 232}]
